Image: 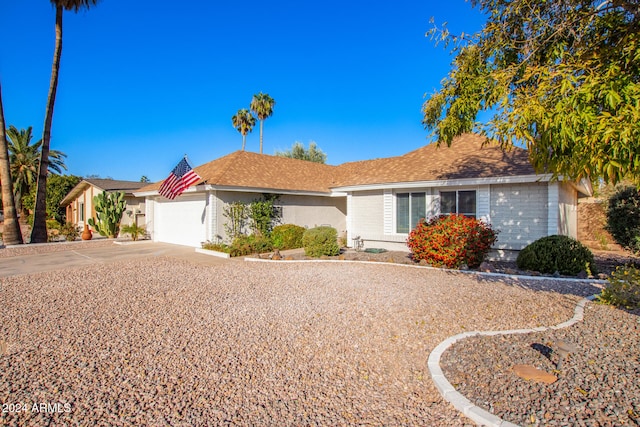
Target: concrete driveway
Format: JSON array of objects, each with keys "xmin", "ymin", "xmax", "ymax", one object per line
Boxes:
[{"xmin": 0, "ymin": 241, "xmax": 232, "ymax": 277}]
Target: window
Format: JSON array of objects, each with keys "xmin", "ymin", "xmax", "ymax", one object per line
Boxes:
[
  {"xmin": 440, "ymin": 190, "xmax": 476, "ymax": 217},
  {"xmin": 79, "ymin": 202, "xmax": 85, "ymax": 222},
  {"xmin": 396, "ymin": 192, "xmax": 426, "ymax": 233}
]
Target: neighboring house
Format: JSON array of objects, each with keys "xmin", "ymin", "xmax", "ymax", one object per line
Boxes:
[
  {"xmin": 61, "ymin": 179, "xmax": 146, "ymax": 230},
  {"xmin": 135, "ymin": 134, "xmax": 592, "ymax": 257}
]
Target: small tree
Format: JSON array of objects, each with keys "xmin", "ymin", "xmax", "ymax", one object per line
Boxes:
[
  {"xmin": 120, "ymin": 222, "xmax": 146, "ymax": 241},
  {"xmin": 275, "ymin": 141, "xmax": 327, "ymax": 164},
  {"xmin": 223, "ymin": 201, "xmax": 248, "ymax": 241},
  {"xmin": 249, "ymin": 194, "xmax": 281, "ymax": 237}
]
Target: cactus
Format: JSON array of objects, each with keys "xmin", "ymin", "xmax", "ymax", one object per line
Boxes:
[{"xmin": 87, "ymin": 191, "xmax": 126, "ymax": 238}]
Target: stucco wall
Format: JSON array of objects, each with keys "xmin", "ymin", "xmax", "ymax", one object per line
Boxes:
[
  {"xmin": 490, "ymin": 182, "xmax": 549, "ymax": 250},
  {"xmin": 214, "ymin": 191, "xmax": 346, "ymax": 243},
  {"xmin": 349, "ymin": 190, "xmax": 384, "ymax": 240},
  {"xmin": 558, "ymin": 182, "xmax": 578, "ymax": 238}
]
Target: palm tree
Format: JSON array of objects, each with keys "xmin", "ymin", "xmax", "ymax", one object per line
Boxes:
[
  {"xmin": 231, "ymin": 109, "xmax": 256, "ymax": 151},
  {"xmin": 6, "ymin": 126, "xmax": 67, "ymax": 216},
  {"xmin": 249, "ymin": 92, "xmax": 275, "ymax": 154},
  {"xmin": 0, "ymin": 84, "xmax": 24, "ymax": 245},
  {"xmin": 31, "ymin": 0, "xmax": 100, "ymax": 243}
]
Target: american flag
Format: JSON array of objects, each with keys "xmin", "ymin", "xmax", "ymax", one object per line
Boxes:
[{"xmin": 159, "ymin": 157, "xmax": 201, "ymax": 200}]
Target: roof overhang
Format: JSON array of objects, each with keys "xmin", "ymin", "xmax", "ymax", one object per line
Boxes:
[
  {"xmin": 331, "ymin": 174, "xmax": 555, "ymax": 192},
  {"xmin": 60, "ymin": 181, "xmax": 95, "ymax": 207},
  {"xmin": 134, "ymin": 184, "xmax": 341, "ymax": 199}
]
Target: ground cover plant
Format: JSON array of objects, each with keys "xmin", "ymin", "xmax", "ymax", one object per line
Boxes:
[
  {"xmin": 598, "ymin": 265, "xmax": 640, "ymax": 309},
  {"xmin": 407, "ymin": 214, "xmax": 497, "ymax": 269}
]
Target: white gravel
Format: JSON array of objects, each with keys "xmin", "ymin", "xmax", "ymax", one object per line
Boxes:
[{"xmin": 0, "ymin": 255, "xmax": 601, "ymax": 426}]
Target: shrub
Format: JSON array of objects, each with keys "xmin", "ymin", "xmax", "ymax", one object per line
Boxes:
[
  {"xmin": 60, "ymin": 222, "xmax": 80, "ymax": 241},
  {"xmin": 46, "ymin": 219, "xmax": 62, "ymax": 242},
  {"xmin": 302, "ymin": 226, "xmax": 340, "ymax": 257},
  {"xmin": 407, "ymin": 214, "xmax": 497, "ymax": 269},
  {"xmin": 229, "ymin": 234, "xmax": 273, "ymax": 257},
  {"xmin": 120, "ymin": 223, "xmax": 147, "ymax": 241},
  {"xmin": 597, "ymin": 265, "xmax": 640, "ymax": 309},
  {"xmin": 516, "ymin": 235, "xmax": 597, "ymax": 276},
  {"xmin": 606, "ymin": 186, "xmax": 640, "ymax": 253},
  {"xmin": 201, "ymin": 241, "xmax": 231, "ymax": 253},
  {"xmin": 271, "ymin": 224, "xmax": 305, "ymax": 250}
]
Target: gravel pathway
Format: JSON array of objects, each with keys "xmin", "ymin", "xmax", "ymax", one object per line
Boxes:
[{"xmin": 0, "ymin": 254, "xmax": 611, "ymax": 426}]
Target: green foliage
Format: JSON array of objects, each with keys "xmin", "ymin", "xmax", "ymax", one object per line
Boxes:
[
  {"xmin": 407, "ymin": 214, "xmax": 497, "ymax": 269},
  {"xmin": 120, "ymin": 222, "xmax": 146, "ymax": 241},
  {"xmin": 606, "ymin": 186, "xmax": 640, "ymax": 253},
  {"xmin": 229, "ymin": 234, "xmax": 273, "ymax": 257},
  {"xmin": 223, "ymin": 201, "xmax": 248, "ymax": 241},
  {"xmin": 22, "ymin": 174, "xmax": 80, "ymax": 223},
  {"xmin": 46, "ymin": 218, "xmax": 61, "ymax": 242},
  {"xmin": 302, "ymin": 226, "xmax": 340, "ymax": 257},
  {"xmin": 275, "ymin": 141, "xmax": 327, "ymax": 164},
  {"xmin": 271, "ymin": 224, "xmax": 305, "ymax": 250},
  {"xmin": 201, "ymin": 241, "xmax": 231, "ymax": 253},
  {"xmin": 597, "ymin": 265, "xmax": 640, "ymax": 309},
  {"xmin": 87, "ymin": 191, "xmax": 126, "ymax": 238},
  {"xmin": 60, "ymin": 222, "xmax": 79, "ymax": 241},
  {"xmin": 516, "ymin": 235, "xmax": 597, "ymax": 276},
  {"xmin": 423, "ymin": 1, "xmax": 640, "ymax": 185},
  {"xmin": 249, "ymin": 194, "xmax": 281, "ymax": 237},
  {"xmin": 6, "ymin": 126, "xmax": 69, "ymax": 216},
  {"xmin": 250, "ymin": 92, "xmax": 276, "ymax": 153},
  {"xmin": 231, "ymin": 108, "xmax": 256, "ymax": 151}
]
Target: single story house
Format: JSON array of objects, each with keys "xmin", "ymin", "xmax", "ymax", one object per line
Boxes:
[
  {"xmin": 61, "ymin": 179, "xmax": 147, "ymax": 230},
  {"xmin": 135, "ymin": 134, "xmax": 592, "ymax": 257}
]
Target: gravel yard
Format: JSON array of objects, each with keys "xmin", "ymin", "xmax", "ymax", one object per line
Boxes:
[{"xmin": 0, "ymin": 250, "xmax": 622, "ymax": 426}]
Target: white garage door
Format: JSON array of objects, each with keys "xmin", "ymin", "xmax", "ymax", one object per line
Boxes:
[{"xmin": 154, "ymin": 195, "xmax": 207, "ymax": 247}]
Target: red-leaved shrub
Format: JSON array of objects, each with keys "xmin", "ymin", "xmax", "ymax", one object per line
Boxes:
[{"xmin": 407, "ymin": 214, "xmax": 498, "ymax": 269}]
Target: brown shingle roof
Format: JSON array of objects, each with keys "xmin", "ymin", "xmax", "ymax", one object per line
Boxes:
[
  {"xmin": 138, "ymin": 151, "xmax": 342, "ymax": 194},
  {"xmin": 333, "ymin": 133, "xmax": 535, "ymax": 187},
  {"xmin": 138, "ymin": 134, "xmax": 536, "ymax": 194}
]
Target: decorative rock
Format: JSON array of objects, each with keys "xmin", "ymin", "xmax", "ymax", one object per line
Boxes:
[
  {"xmin": 511, "ymin": 364, "xmax": 558, "ymax": 384},
  {"xmin": 576, "ymin": 270, "xmax": 588, "ymax": 279},
  {"xmin": 271, "ymin": 249, "xmax": 282, "ymax": 260},
  {"xmin": 478, "ymin": 262, "xmax": 496, "ymax": 273}
]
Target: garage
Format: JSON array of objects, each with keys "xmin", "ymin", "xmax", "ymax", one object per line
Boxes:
[{"xmin": 153, "ymin": 194, "xmax": 208, "ymax": 247}]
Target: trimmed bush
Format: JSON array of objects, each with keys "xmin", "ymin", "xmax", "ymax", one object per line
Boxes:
[
  {"xmin": 229, "ymin": 234, "xmax": 273, "ymax": 257},
  {"xmin": 407, "ymin": 214, "xmax": 497, "ymax": 269},
  {"xmin": 516, "ymin": 235, "xmax": 597, "ymax": 276},
  {"xmin": 606, "ymin": 186, "xmax": 640, "ymax": 253},
  {"xmin": 271, "ymin": 224, "xmax": 305, "ymax": 250},
  {"xmin": 302, "ymin": 226, "xmax": 340, "ymax": 257},
  {"xmin": 597, "ymin": 265, "xmax": 640, "ymax": 309}
]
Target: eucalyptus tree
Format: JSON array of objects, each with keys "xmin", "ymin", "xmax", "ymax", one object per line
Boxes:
[
  {"xmin": 6, "ymin": 125, "xmax": 67, "ymax": 215},
  {"xmin": 0, "ymin": 84, "xmax": 23, "ymax": 245},
  {"xmin": 423, "ymin": 0, "xmax": 640, "ymax": 185},
  {"xmin": 232, "ymin": 108, "xmax": 256, "ymax": 151},
  {"xmin": 250, "ymin": 92, "xmax": 275, "ymax": 154},
  {"xmin": 31, "ymin": 0, "xmax": 100, "ymax": 243}
]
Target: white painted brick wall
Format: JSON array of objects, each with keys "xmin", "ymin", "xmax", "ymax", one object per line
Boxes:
[{"xmin": 490, "ymin": 183, "xmax": 549, "ymax": 250}]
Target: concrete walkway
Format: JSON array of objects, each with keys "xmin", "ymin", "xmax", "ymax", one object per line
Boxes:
[{"xmin": 0, "ymin": 241, "xmax": 233, "ymax": 277}]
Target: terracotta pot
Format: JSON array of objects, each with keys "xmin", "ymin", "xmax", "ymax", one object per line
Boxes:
[{"xmin": 81, "ymin": 224, "xmax": 92, "ymax": 240}]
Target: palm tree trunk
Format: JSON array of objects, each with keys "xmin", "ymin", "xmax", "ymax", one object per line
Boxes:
[
  {"xmin": 0, "ymin": 83, "xmax": 24, "ymax": 245},
  {"xmin": 259, "ymin": 120, "xmax": 264, "ymax": 154},
  {"xmin": 242, "ymin": 134, "xmax": 246, "ymax": 151},
  {"xmin": 31, "ymin": 5, "xmax": 63, "ymax": 243}
]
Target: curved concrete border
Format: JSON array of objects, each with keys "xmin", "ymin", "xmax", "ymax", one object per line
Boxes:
[
  {"xmin": 246, "ymin": 257, "xmax": 603, "ymax": 426},
  {"xmin": 427, "ymin": 295, "xmax": 597, "ymax": 427}
]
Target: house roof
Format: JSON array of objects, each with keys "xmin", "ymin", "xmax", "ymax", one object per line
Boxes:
[
  {"xmin": 60, "ymin": 179, "xmax": 146, "ymax": 207},
  {"xmin": 137, "ymin": 151, "xmax": 343, "ymax": 194},
  {"xmin": 333, "ymin": 133, "xmax": 535, "ymax": 188},
  {"xmin": 137, "ymin": 134, "xmax": 539, "ymax": 196}
]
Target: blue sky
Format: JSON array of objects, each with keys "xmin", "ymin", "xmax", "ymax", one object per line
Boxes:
[{"xmin": 1, "ymin": 0, "xmax": 485, "ymax": 182}]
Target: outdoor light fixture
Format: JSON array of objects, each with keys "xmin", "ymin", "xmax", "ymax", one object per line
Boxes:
[{"xmin": 555, "ymin": 339, "xmax": 578, "ymax": 370}]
